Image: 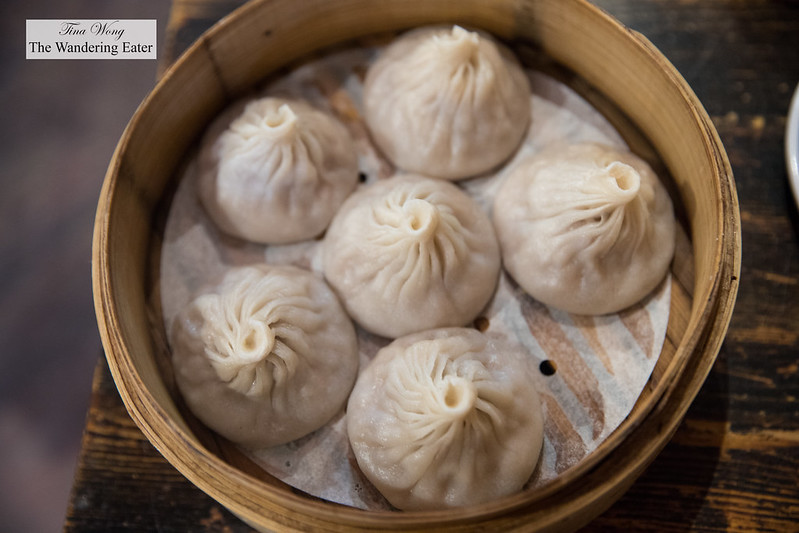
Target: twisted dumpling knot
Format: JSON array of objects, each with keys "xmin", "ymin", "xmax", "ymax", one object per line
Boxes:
[
  {"xmin": 399, "ymin": 198, "xmax": 440, "ymax": 240},
  {"xmin": 432, "ymin": 26, "xmax": 481, "ymax": 70},
  {"xmin": 438, "ymin": 375, "xmax": 478, "ymax": 417}
]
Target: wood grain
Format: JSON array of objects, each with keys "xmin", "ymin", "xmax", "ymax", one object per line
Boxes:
[{"xmin": 66, "ymin": 0, "xmax": 797, "ymax": 531}]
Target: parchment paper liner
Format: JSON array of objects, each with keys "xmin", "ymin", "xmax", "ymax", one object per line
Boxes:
[{"xmin": 160, "ymin": 43, "xmax": 672, "ymax": 510}]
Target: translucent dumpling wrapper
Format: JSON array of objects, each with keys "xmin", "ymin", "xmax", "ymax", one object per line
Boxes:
[
  {"xmin": 493, "ymin": 142, "xmax": 676, "ymax": 315},
  {"xmin": 322, "ymin": 174, "xmax": 501, "ymax": 338},
  {"xmin": 171, "ymin": 264, "xmax": 359, "ymax": 448},
  {"xmin": 363, "ymin": 25, "xmax": 531, "ymax": 180},
  {"xmin": 198, "ymin": 97, "xmax": 358, "ymax": 244},
  {"xmin": 347, "ymin": 327, "xmax": 544, "ymax": 510}
]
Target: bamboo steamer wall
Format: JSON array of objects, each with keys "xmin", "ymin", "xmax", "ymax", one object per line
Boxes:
[{"xmin": 92, "ymin": 0, "xmax": 741, "ymax": 531}]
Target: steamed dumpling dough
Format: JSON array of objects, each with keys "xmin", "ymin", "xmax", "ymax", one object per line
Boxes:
[
  {"xmin": 493, "ymin": 142, "xmax": 676, "ymax": 315},
  {"xmin": 198, "ymin": 97, "xmax": 358, "ymax": 244},
  {"xmin": 322, "ymin": 175, "xmax": 500, "ymax": 338},
  {"xmin": 171, "ymin": 264, "xmax": 359, "ymax": 448},
  {"xmin": 347, "ymin": 328, "xmax": 544, "ymax": 510},
  {"xmin": 364, "ymin": 26, "xmax": 531, "ymax": 180}
]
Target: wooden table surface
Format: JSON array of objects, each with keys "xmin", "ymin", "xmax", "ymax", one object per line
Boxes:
[{"xmin": 65, "ymin": 0, "xmax": 799, "ymax": 531}]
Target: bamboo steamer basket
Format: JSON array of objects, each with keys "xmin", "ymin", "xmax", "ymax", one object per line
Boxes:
[{"xmin": 92, "ymin": 0, "xmax": 741, "ymax": 530}]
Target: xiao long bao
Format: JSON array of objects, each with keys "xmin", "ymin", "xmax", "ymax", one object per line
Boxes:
[
  {"xmin": 197, "ymin": 97, "xmax": 358, "ymax": 244},
  {"xmin": 347, "ymin": 328, "xmax": 545, "ymax": 510},
  {"xmin": 493, "ymin": 142, "xmax": 677, "ymax": 315},
  {"xmin": 322, "ymin": 174, "xmax": 501, "ymax": 338},
  {"xmin": 363, "ymin": 25, "xmax": 531, "ymax": 180},
  {"xmin": 170, "ymin": 265, "xmax": 359, "ymax": 448}
]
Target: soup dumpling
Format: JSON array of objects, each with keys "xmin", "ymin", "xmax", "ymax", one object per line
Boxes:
[
  {"xmin": 198, "ymin": 97, "xmax": 358, "ymax": 244},
  {"xmin": 493, "ymin": 142, "xmax": 676, "ymax": 314},
  {"xmin": 347, "ymin": 327, "xmax": 544, "ymax": 510},
  {"xmin": 322, "ymin": 175, "xmax": 500, "ymax": 338},
  {"xmin": 364, "ymin": 26, "xmax": 531, "ymax": 180},
  {"xmin": 171, "ymin": 264, "xmax": 359, "ymax": 448}
]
